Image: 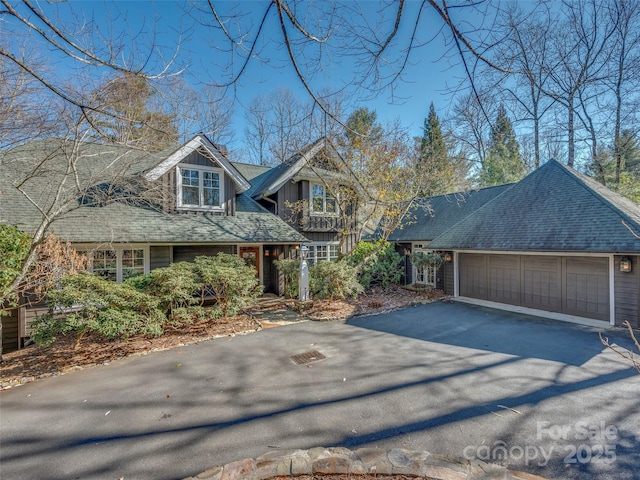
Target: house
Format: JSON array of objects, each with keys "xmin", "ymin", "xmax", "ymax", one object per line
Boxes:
[
  {"xmin": 389, "ymin": 184, "xmax": 513, "ymax": 290},
  {"xmin": 2, "ymin": 134, "xmax": 353, "ymax": 352},
  {"xmin": 393, "ymin": 159, "xmax": 640, "ymax": 327},
  {"xmin": 242, "ymin": 137, "xmax": 359, "ymax": 263}
]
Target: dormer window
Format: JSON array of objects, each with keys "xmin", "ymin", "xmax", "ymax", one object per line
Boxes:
[
  {"xmin": 177, "ymin": 166, "xmax": 223, "ymax": 210},
  {"xmin": 311, "ymin": 183, "xmax": 337, "ymax": 215}
]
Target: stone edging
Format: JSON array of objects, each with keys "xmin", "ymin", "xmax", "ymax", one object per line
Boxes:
[{"xmin": 184, "ymin": 447, "xmax": 546, "ymax": 480}]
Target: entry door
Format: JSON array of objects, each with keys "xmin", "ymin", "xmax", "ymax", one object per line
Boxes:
[{"xmin": 239, "ymin": 246, "xmax": 260, "ymax": 280}]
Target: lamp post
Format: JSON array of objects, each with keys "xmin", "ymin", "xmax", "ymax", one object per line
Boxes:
[{"xmin": 299, "ymin": 244, "xmax": 309, "ymax": 301}]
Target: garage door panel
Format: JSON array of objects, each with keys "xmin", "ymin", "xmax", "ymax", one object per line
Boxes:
[
  {"xmin": 488, "ymin": 255, "xmax": 520, "ymax": 305},
  {"xmin": 563, "ymin": 258, "xmax": 609, "ymax": 321},
  {"xmin": 521, "ymin": 256, "xmax": 562, "ymax": 312},
  {"xmin": 459, "ymin": 254, "xmax": 488, "ymax": 299}
]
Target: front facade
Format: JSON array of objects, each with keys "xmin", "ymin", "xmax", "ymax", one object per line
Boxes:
[
  {"xmin": 393, "ymin": 160, "xmax": 640, "ymax": 328},
  {"xmin": 0, "ymin": 135, "xmax": 312, "ymax": 352},
  {"xmin": 243, "ymin": 138, "xmax": 358, "ymax": 264}
]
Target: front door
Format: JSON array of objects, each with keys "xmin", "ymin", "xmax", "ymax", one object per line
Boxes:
[{"xmin": 239, "ymin": 246, "xmax": 260, "ymax": 280}]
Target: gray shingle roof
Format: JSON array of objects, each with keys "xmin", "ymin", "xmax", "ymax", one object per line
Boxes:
[
  {"xmin": 230, "ymin": 161, "xmax": 271, "ymax": 181},
  {"xmin": 428, "ymin": 159, "xmax": 640, "ymax": 253},
  {"xmin": 1, "ymin": 140, "xmax": 308, "ymax": 245},
  {"xmin": 389, "ymin": 184, "xmax": 513, "ymax": 242},
  {"xmin": 246, "ymin": 138, "xmax": 326, "ymax": 199}
]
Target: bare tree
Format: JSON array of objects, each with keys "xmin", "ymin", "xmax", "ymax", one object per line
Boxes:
[
  {"xmin": 606, "ymin": 0, "xmax": 640, "ymax": 185},
  {"xmin": 244, "ymin": 94, "xmax": 272, "ymax": 165},
  {"xmin": 493, "ymin": 2, "xmax": 557, "ymax": 169},
  {"xmin": 541, "ymin": 0, "xmax": 617, "ymax": 168}
]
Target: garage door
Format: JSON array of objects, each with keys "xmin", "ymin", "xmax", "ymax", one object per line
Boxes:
[
  {"xmin": 459, "ymin": 254, "xmax": 609, "ymax": 321},
  {"xmin": 563, "ymin": 257, "xmax": 609, "ymax": 321}
]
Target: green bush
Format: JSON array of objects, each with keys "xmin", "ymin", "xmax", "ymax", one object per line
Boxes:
[
  {"xmin": 310, "ymin": 260, "xmax": 363, "ymax": 300},
  {"xmin": 146, "ymin": 261, "xmax": 202, "ymax": 323},
  {"xmin": 193, "ymin": 254, "xmax": 261, "ymax": 317},
  {"xmin": 31, "ymin": 272, "xmax": 164, "ymax": 349},
  {"xmin": 273, "ymin": 258, "xmax": 301, "ymax": 298},
  {"xmin": 0, "ymin": 224, "xmax": 31, "ymax": 314},
  {"xmin": 346, "ymin": 240, "xmax": 403, "ymax": 289}
]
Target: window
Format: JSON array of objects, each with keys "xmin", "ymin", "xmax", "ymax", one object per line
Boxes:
[
  {"xmin": 178, "ymin": 166, "xmax": 222, "ymax": 210},
  {"xmin": 305, "ymin": 242, "xmax": 339, "ymax": 265},
  {"xmin": 81, "ymin": 247, "xmax": 148, "ymax": 282},
  {"xmin": 413, "ymin": 248, "xmax": 437, "ymax": 287},
  {"xmin": 310, "ymin": 183, "xmax": 337, "ymax": 215}
]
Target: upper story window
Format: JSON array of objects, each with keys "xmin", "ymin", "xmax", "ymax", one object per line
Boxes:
[
  {"xmin": 177, "ymin": 166, "xmax": 223, "ymax": 210},
  {"xmin": 311, "ymin": 183, "xmax": 337, "ymax": 215}
]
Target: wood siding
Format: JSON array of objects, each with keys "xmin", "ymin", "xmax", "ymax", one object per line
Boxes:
[
  {"xmin": 2, "ymin": 307, "xmax": 19, "ymax": 353},
  {"xmin": 459, "ymin": 253, "xmax": 610, "ymax": 321},
  {"xmin": 443, "ymin": 257, "xmax": 454, "ymax": 295},
  {"xmin": 276, "ymin": 180, "xmax": 354, "ymax": 235},
  {"xmin": 150, "ymin": 246, "xmax": 172, "ymax": 270},
  {"xmin": 614, "ymin": 255, "xmax": 639, "ymax": 327},
  {"xmin": 173, "ymin": 245, "xmax": 233, "ymax": 263},
  {"xmin": 159, "ymin": 150, "xmax": 235, "ymax": 215}
]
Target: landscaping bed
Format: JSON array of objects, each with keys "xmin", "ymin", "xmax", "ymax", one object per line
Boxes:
[{"xmin": 0, "ymin": 286, "xmax": 445, "ymax": 389}]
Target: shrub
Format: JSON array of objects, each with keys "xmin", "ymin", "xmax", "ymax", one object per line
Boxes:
[
  {"xmin": 346, "ymin": 240, "xmax": 403, "ymax": 289},
  {"xmin": 273, "ymin": 258, "xmax": 301, "ymax": 298},
  {"xmin": 193, "ymin": 254, "xmax": 261, "ymax": 317},
  {"xmin": 146, "ymin": 262, "xmax": 202, "ymax": 324},
  {"xmin": 31, "ymin": 272, "xmax": 164, "ymax": 349},
  {"xmin": 408, "ymin": 251, "xmax": 444, "ymax": 271},
  {"xmin": 310, "ymin": 261, "xmax": 363, "ymax": 300},
  {"xmin": 0, "ymin": 225, "xmax": 31, "ymax": 314}
]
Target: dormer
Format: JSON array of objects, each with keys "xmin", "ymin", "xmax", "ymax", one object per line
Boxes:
[{"xmin": 144, "ymin": 134, "xmax": 251, "ymax": 215}]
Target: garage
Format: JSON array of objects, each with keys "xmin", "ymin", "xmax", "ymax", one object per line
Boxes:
[{"xmin": 459, "ymin": 253, "xmax": 610, "ymax": 321}]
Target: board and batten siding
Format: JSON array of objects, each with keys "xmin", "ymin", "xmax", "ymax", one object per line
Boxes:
[
  {"xmin": 443, "ymin": 257, "xmax": 455, "ymax": 295},
  {"xmin": 614, "ymin": 255, "xmax": 639, "ymax": 327},
  {"xmin": 160, "ymin": 150, "xmax": 236, "ymax": 215}
]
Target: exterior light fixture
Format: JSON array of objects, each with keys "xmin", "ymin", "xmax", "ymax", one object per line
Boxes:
[
  {"xmin": 444, "ymin": 253, "xmax": 453, "ymax": 263},
  {"xmin": 264, "ymin": 249, "xmax": 270, "ymax": 257},
  {"xmin": 620, "ymin": 257, "xmax": 632, "ymax": 273}
]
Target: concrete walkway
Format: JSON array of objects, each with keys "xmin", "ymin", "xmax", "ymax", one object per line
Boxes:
[{"xmin": 1, "ymin": 302, "xmax": 638, "ymax": 480}]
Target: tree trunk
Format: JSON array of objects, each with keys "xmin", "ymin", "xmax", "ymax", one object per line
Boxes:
[{"xmin": 567, "ymin": 95, "xmax": 575, "ymax": 168}]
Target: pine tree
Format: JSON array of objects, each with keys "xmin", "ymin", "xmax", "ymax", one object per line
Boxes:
[
  {"xmin": 479, "ymin": 105, "xmax": 525, "ymax": 186},
  {"xmin": 417, "ymin": 103, "xmax": 455, "ymax": 195}
]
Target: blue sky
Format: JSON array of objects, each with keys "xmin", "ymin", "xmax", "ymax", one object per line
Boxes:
[{"xmin": 31, "ymin": 1, "xmax": 473, "ymax": 147}]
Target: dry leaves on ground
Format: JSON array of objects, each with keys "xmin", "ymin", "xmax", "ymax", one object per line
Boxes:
[{"xmin": 0, "ymin": 286, "xmax": 445, "ymax": 389}]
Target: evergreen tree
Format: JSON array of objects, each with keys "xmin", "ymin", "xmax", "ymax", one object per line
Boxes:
[
  {"xmin": 417, "ymin": 102, "xmax": 457, "ymax": 195},
  {"xmin": 479, "ymin": 105, "xmax": 525, "ymax": 186}
]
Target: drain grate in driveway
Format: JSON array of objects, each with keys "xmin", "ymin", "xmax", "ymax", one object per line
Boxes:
[{"xmin": 290, "ymin": 350, "xmax": 326, "ymax": 365}]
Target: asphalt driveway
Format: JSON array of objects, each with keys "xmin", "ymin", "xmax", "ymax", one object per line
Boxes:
[{"xmin": 1, "ymin": 301, "xmax": 638, "ymax": 480}]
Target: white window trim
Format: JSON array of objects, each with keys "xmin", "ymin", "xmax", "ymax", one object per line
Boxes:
[
  {"xmin": 411, "ymin": 246, "xmax": 437, "ymax": 287},
  {"xmin": 177, "ymin": 165, "xmax": 224, "ymax": 212},
  {"xmin": 310, "ymin": 182, "xmax": 339, "ymax": 217},
  {"xmin": 75, "ymin": 245, "xmax": 150, "ymax": 283},
  {"xmin": 305, "ymin": 242, "xmax": 340, "ymax": 264}
]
